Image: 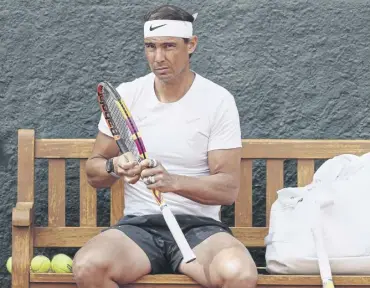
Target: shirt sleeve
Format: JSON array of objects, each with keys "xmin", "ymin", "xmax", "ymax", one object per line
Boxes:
[
  {"xmin": 98, "ymin": 112, "xmax": 113, "ymax": 137},
  {"xmin": 208, "ymin": 94, "xmax": 242, "ymax": 151},
  {"xmin": 97, "ymin": 82, "xmax": 128, "ymax": 138}
]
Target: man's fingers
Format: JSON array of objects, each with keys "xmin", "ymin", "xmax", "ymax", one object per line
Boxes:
[
  {"xmin": 140, "ymin": 167, "xmax": 161, "ymax": 178},
  {"xmin": 117, "ymin": 167, "xmax": 134, "ymax": 177},
  {"xmin": 117, "ymin": 152, "xmax": 139, "ymax": 169},
  {"xmin": 117, "ymin": 165, "xmax": 141, "ymax": 177},
  {"xmin": 124, "ymin": 174, "xmax": 141, "ymax": 184},
  {"xmin": 118, "ymin": 157, "xmax": 140, "ymax": 170},
  {"xmin": 140, "ymin": 158, "xmax": 158, "ymax": 169},
  {"xmin": 148, "ymin": 158, "xmax": 157, "ymax": 168},
  {"xmin": 131, "ymin": 165, "xmax": 142, "ymax": 175},
  {"xmin": 142, "ymin": 175, "xmax": 156, "ymax": 185},
  {"xmin": 117, "ymin": 155, "xmax": 161, "ymax": 184},
  {"xmin": 122, "ymin": 163, "xmax": 141, "ymax": 174},
  {"xmin": 118, "ymin": 162, "xmax": 134, "ymax": 170}
]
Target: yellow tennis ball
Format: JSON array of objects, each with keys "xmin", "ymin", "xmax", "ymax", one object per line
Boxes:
[
  {"xmin": 31, "ymin": 255, "xmax": 51, "ymax": 273},
  {"xmin": 51, "ymin": 254, "xmax": 73, "ymax": 273},
  {"xmin": 6, "ymin": 257, "xmax": 12, "ymax": 274}
]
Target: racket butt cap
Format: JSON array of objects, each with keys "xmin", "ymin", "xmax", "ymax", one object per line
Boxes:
[{"xmin": 323, "ymin": 279, "xmax": 335, "ymax": 288}]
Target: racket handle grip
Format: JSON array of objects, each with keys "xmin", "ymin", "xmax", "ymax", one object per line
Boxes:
[{"xmin": 160, "ymin": 204, "xmax": 196, "ymax": 264}]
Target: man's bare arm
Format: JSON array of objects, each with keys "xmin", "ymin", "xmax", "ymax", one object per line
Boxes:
[
  {"xmin": 86, "ymin": 132, "xmax": 144, "ymax": 188},
  {"xmin": 85, "ymin": 132, "xmax": 121, "ymax": 188},
  {"xmin": 140, "ymin": 148, "xmax": 241, "ymax": 205}
]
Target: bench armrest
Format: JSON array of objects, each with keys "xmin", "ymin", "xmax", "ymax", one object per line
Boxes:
[{"xmin": 12, "ymin": 202, "xmax": 34, "ymax": 227}]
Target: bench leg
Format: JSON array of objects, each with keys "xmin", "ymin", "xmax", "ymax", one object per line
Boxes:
[{"xmin": 12, "ymin": 225, "xmax": 33, "ymax": 288}]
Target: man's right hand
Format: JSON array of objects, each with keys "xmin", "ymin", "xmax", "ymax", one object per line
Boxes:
[{"xmin": 113, "ymin": 152, "xmax": 142, "ymax": 184}]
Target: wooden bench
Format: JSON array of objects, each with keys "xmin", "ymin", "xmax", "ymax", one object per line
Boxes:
[{"xmin": 11, "ymin": 129, "xmax": 370, "ymax": 287}]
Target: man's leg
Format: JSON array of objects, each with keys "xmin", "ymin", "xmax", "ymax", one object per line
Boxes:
[
  {"xmin": 178, "ymin": 232, "xmax": 258, "ymax": 288},
  {"xmin": 73, "ymin": 228, "xmax": 152, "ymax": 288}
]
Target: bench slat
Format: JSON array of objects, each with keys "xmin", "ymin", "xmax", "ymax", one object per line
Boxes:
[
  {"xmin": 111, "ymin": 179, "xmax": 124, "ymax": 225},
  {"xmin": 31, "ymin": 284, "xmax": 77, "ymax": 288},
  {"xmin": 30, "ymin": 273, "xmax": 370, "ymax": 286},
  {"xmin": 265, "ymin": 160, "xmax": 284, "ymax": 226},
  {"xmin": 35, "ymin": 139, "xmax": 94, "ymax": 158},
  {"xmin": 33, "ymin": 227, "xmax": 268, "ymax": 247},
  {"xmin": 235, "ymin": 159, "xmax": 253, "ymax": 226},
  {"xmin": 31, "ymin": 284, "xmax": 201, "ymax": 288},
  {"xmin": 242, "ymin": 139, "xmax": 370, "ymax": 159},
  {"xmin": 297, "ymin": 159, "xmax": 315, "ymax": 187},
  {"xmin": 35, "ymin": 138, "xmax": 370, "ymax": 160},
  {"xmin": 48, "ymin": 159, "xmax": 66, "ymax": 227},
  {"xmin": 30, "ymin": 284, "xmax": 370, "ymax": 288},
  {"xmin": 34, "ymin": 227, "xmax": 101, "ymax": 247},
  {"xmin": 79, "ymin": 160, "xmax": 97, "ymax": 227}
]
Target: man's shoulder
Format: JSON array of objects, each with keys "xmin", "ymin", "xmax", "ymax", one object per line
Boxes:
[{"xmin": 194, "ymin": 72, "xmax": 236, "ymax": 104}]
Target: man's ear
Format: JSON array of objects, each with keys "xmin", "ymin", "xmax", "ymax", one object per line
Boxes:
[{"xmin": 188, "ymin": 35, "xmax": 198, "ymax": 54}]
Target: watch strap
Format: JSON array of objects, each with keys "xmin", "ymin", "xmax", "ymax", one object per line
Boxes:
[
  {"xmin": 110, "ymin": 171, "xmax": 120, "ymax": 179},
  {"xmin": 106, "ymin": 158, "xmax": 120, "ymax": 179}
]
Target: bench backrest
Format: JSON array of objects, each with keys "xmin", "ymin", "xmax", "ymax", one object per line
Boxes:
[{"xmin": 17, "ymin": 129, "xmax": 370, "ymax": 249}]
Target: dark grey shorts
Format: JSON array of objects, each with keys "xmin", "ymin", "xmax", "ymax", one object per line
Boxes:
[{"xmin": 105, "ymin": 214, "xmax": 232, "ymax": 274}]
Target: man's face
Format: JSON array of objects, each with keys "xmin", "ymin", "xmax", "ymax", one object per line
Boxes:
[{"xmin": 144, "ymin": 36, "xmax": 197, "ymax": 82}]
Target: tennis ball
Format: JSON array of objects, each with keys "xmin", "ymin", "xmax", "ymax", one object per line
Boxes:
[
  {"xmin": 6, "ymin": 257, "xmax": 11, "ymax": 274},
  {"xmin": 51, "ymin": 254, "xmax": 73, "ymax": 273},
  {"xmin": 30, "ymin": 255, "xmax": 51, "ymax": 273}
]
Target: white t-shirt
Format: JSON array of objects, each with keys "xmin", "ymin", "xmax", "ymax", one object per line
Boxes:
[{"xmin": 98, "ymin": 72, "xmax": 242, "ymax": 221}]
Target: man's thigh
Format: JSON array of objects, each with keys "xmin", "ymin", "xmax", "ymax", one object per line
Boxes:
[
  {"xmin": 178, "ymin": 231, "xmax": 257, "ymax": 287},
  {"xmin": 73, "ymin": 223, "xmax": 163, "ymax": 284}
]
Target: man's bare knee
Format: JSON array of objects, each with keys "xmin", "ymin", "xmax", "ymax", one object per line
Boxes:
[
  {"xmin": 73, "ymin": 250, "xmax": 109, "ymax": 285},
  {"xmin": 72, "ymin": 229, "xmax": 151, "ymax": 286},
  {"xmin": 213, "ymin": 247, "xmax": 258, "ymax": 288}
]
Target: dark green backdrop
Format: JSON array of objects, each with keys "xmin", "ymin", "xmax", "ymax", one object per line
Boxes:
[{"xmin": 1, "ymin": 0, "xmax": 369, "ymax": 286}]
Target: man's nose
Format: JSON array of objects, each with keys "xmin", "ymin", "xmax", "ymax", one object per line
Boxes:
[{"xmin": 154, "ymin": 48, "xmax": 165, "ymax": 62}]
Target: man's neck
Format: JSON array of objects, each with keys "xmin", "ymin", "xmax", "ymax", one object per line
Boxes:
[{"xmin": 154, "ymin": 69, "xmax": 195, "ymax": 103}]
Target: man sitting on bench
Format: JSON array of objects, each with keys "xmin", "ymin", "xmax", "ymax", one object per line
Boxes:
[{"xmin": 72, "ymin": 4, "xmax": 258, "ymax": 288}]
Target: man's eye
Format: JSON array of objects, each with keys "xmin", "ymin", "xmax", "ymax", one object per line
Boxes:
[
  {"xmin": 165, "ymin": 43, "xmax": 176, "ymax": 48},
  {"xmin": 145, "ymin": 43, "xmax": 155, "ymax": 48}
]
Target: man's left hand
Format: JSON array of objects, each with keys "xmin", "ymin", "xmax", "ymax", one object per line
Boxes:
[{"xmin": 139, "ymin": 159, "xmax": 177, "ymax": 192}]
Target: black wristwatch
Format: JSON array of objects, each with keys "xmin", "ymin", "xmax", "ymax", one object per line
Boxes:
[{"xmin": 106, "ymin": 158, "xmax": 120, "ymax": 179}]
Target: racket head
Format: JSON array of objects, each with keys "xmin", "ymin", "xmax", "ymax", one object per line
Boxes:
[
  {"xmin": 97, "ymin": 81, "xmax": 162, "ymax": 205},
  {"xmin": 97, "ymin": 81, "xmax": 148, "ymax": 162}
]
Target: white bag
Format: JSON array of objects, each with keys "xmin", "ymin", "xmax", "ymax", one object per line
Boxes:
[{"xmin": 265, "ymin": 153, "xmax": 370, "ymax": 275}]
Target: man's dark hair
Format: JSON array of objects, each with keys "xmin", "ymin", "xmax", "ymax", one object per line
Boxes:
[
  {"xmin": 144, "ymin": 4, "xmax": 195, "ymax": 26},
  {"xmin": 144, "ymin": 5, "xmax": 196, "ymax": 58}
]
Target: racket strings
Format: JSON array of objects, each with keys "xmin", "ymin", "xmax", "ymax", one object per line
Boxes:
[
  {"xmin": 117, "ymin": 99, "xmax": 147, "ymax": 160},
  {"xmin": 103, "ymin": 88, "xmax": 141, "ymax": 161}
]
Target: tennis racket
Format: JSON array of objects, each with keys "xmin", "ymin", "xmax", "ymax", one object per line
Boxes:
[{"xmin": 97, "ymin": 81, "xmax": 196, "ymax": 264}]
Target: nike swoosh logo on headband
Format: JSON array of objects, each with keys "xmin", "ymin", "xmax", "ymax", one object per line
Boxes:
[{"xmin": 149, "ymin": 24, "xmax": 167, "ymax": 31}]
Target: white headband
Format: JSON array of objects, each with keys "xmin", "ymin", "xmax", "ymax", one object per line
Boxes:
[{"xmin": 144, "ymin": 13, "xmax": 198, "ymax": 38}]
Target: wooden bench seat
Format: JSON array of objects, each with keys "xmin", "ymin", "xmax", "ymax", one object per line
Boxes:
[
  {"xmin": 29, "ymin": 273, "xmax": 370, "ymax": 287},
  {"xmin": 12, "ymin": 129, "xmax": 370, "ymax": 287}
]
